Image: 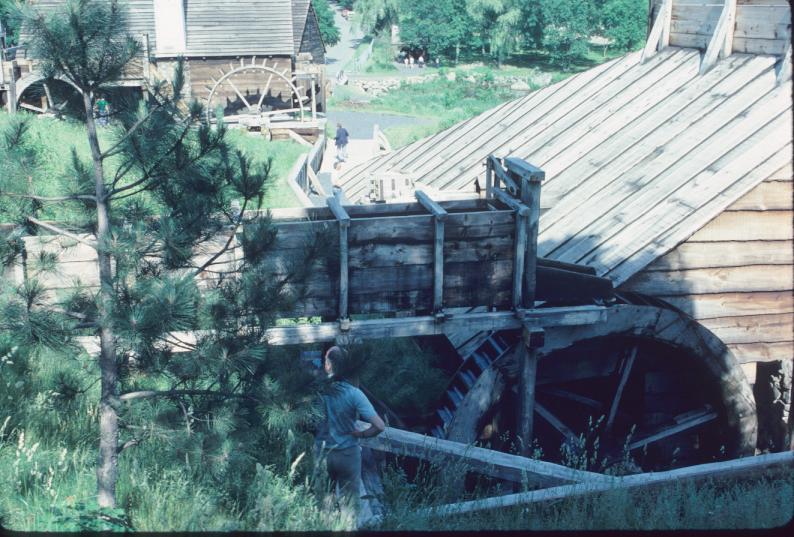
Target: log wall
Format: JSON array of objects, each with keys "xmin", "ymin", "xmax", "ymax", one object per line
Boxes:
[{"xmin": 622, "ymin": 162, "xmax": 794, "ymax": 384}]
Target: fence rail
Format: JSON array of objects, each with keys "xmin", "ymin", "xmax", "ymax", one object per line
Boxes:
[{"xmin": 286, "ymin": 133, "xmax": 326, "ymax": 207}]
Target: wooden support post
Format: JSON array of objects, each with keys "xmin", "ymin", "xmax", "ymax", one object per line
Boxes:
[
  {"xmin": 778, "ymin": 44, "xmax": 792, "ymax": 85},
  {"xmin": 701, "ymin": 0, "xmax": 736, "ymax": 75},
  {"xmin": 512, "ymin": 207, "xmax": 529, "ymax": 310},
  {"xmin": 641, "ymin": 0, "xmax": 671, "ymax": 64},
  {"xmin": 7, "ymin": 59, "xmax": 16, "ymax": 114},
  {"xmin": 416, "ymin": 190, "xmax": 448, "ymax": 315},
  {"xmin": 485, "ymin": 158, "xmax": 494, "ymax": 199},
  {"xmin": 505, "ymin": 158, "xmax": 544, "ymax": 308},
  {"xmin": 142, "ymin": 33, "xmax": 151, "ymax": 82},
  {"xmin": 327, "ymin": 196, "xmax": 350, "ymax": 328},
  {"xmin": 310, "ymin": 74, "xmax": 317, "ymax": 120},
  {"xmin": 518, "ymin": 327, "xmax": 544, "ymax": 456}
]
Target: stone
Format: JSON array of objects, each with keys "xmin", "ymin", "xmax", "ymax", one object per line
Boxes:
[{"xmin": 510, "ymin": 80, "xmax": 531, "ymax": 91}]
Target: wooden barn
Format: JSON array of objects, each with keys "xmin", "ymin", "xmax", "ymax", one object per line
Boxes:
[
  {"xmin": 1, "ymin": 0, "xmax": 327, "ymax": 134},
  {"xmin": 337, "ymin": 0, "xmax": 793, "ymax": 451}
]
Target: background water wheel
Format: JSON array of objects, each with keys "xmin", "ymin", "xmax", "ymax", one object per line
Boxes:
[{"xmin": 15, "ymin": 76, "xmax": 82, "ymax": 116}]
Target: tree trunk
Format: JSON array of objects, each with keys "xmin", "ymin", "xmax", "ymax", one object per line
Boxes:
[
  {"xmin": 83, "ymin": 91, "xmax": 120, "ymax": 509},
  {"xmin": 455, "ymin": 43, "xmax": 460, "ymax": 64}
]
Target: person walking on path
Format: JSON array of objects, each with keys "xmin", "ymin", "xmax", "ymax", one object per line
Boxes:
[
  {"xmin": 314, "ymin": 346, "xmax": 385, "ymax": 515},
  {"xmin": 335, "ymin": 122, "xmax": 350, "ymax": 164}
]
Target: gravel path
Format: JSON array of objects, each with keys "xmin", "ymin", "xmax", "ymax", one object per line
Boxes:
[
  {"xmin": 326, "ymin": 110, "xmax": 433, "ymax": 139},
  {"xmin": 324, "ymin": 5, "xmax": 364, "ymax": 78}
]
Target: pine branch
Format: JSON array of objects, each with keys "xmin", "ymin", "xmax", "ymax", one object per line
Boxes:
[
  {"xmin": 193, "ymin": 199, "xmax": 249, "ymax": 277},
  {"xmin": 26, "ymin": 217, "xmax": 97, "ymax": 249},
  {"xmin": 1, "ymin": 190, "xmax": 96, "ymax": 203},
  {"xmin": 119, "ymin": 389, "xmax": 258, "ymax": 402},
  {"xmin": 100, "ymin": 102, "xmax": 165, "ymax": 160}
]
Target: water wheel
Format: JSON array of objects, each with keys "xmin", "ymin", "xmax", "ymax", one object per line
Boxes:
[
  {"xmin": 436, "ymin": 295, "xmax": 756, "ymax": 473},
  {"xmin": 204, "ymin": 57, "xmax": 313, "ymax": 125},
  {"xmin": 15, "ymin": 74, "xmax": 82, "ymax": 115}
]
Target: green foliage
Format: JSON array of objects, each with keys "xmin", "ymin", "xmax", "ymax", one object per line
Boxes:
[
  {"xmin": 312, "ymin": 0, "xmax": 340, "ymax": 47},
  {"xmin": 397, "ymin": 0, "xmax": 470, "ymax": 60},
  {"xmin": 600, "ymin": 0, "xmax": 648, "ymax": 51},
  {"xmin": 354, "ymin": 0, "xmax": 399, "ymax": 34},
  {"xmin": 0, "ymin": 0, "xmax": 22, "ymax": 46},
  {"xmin": 538, "ymin": 0, "xmax": 595, "ymax": 70},
  {"xmin": 467, "ymin": 0, "xmax": 523, "ymax": 63}
]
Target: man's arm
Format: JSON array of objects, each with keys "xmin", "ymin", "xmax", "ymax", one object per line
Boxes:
[{"xmin": 352, "ymin": 414, "xmax": 385, "ymax": 438}]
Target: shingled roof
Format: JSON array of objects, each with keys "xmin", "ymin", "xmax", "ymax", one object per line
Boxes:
[{"xmin": 337, "ymin": 48, "xmax": 793, "ymax": 286}]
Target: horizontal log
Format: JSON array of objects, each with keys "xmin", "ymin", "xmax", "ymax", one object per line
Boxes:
[
  {"xmin": 727, "ymin": 341, "xmax": 793, "ymax": 364},
  {"xmin": 264, "ymin": 306, "xmax": 609, "ymax": 345},
  {"xmin": 699, "ymin": 313, "xmax": 793, "ymax": 345},
  {"xmin": 348, "ymin": 211, "xmax": 515, "ymax": 245},
  {"xmin": 357, "ymin": 422, "xmax": 613, "ymax": 487},
  {"xmin": 643, "ymin": 241, "xmax": 793, "ymax": 271},
  {"xmin": 347, "ymin": 236, "xmax": 514, "ymax": 269},
  {"xmin": 655, "ymin": 291, "xmax": 794, "ymax": 320},
  {"xmin": 417, "ymin": 451, "xmax": 794, "ymax": 518},
  {"xmin": 265, "ymin": 199, "xmax": 488, "ymax": 222},
  {"xmin": 688, "ymin": 211, "xmax": 793, "ymax": 242},
  {"xmin": 622, "ymin": 265, "xmax": 793, "ymax": 295},
  {"xmin": 727, "ymin": 180, "xmax": 792, "ymax": 211},
  {"xmin": 732, "ymin": 36, "xmax": 789, "ymax": 55}
]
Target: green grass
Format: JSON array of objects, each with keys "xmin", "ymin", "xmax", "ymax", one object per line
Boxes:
[{"xmin": 0, "ymin": 111, "xmax": 307, "ymax": 221}]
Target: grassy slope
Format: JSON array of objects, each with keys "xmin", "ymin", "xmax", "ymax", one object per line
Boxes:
[{"xmin": 0, "ymin": 112, "xmax": 306, "ymax": 218}]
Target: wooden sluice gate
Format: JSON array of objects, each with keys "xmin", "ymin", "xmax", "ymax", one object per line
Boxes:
[{"xmin": 264, "ymin": 156, "xmax": 612, "ymax": 343}]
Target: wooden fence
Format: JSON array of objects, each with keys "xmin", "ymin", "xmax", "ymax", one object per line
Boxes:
[{"xmin": 286, "ymin": 133, "xmax": 327, "ymax": 206}]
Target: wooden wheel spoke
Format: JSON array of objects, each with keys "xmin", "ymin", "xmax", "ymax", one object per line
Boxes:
[
  {"xmin": 257, "ymin": 73, "xmax": 274, "ymax": 109},
  {"xmin": 537, "ymin": 387, "xmax": 603, "ymax": 411},
  {"xmin": 225, "ymin": 78, "xmax": 253, "ymax": 110},
  {"xmin": 606, "ymin": 346, "xmax": 638, "ymax": 431},
  {"xmin": 628, "ymin": 408, "xmax": 717, "ymax": 451},
  {"xmin": 534, "ymin": 402, "xmax": 577, "ymax": 444}
]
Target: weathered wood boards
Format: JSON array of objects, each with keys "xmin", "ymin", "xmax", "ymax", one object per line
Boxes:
[
  {"xmin": 356, "ymin": 421, "xmax": 615, "ymax": 487},
  {"xmin": 416, "ymin": 450, "xmax": 794, "ymax": 517}
]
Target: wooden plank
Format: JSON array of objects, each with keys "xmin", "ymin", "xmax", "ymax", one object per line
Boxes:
[
  {"xmin": 655, "ymin": 291, "xmax": 794, "ymax": 319},
  {"xmin": 416, "ymin": 451, "xmax": 794, "ymax": 517},
  {"xmin": 416, "ymin": 190, "xmax": 448, "ymax": 312},
  {"xmin": 347, "ymin": 211, "xmax": 514, "ymax": 244},
  {"xmin": 734, "ymin": 5, "xmax": 791, "ymax": 40},
  {"xmin": 733, "ymin": 36, "xmax": 789, "ymax": 55},
  {"xmin": 263, "ymin": 305, "xmax": 609, "ymax": 345},
  {"xmin": 642, "ymin": 240, "xmax": 793, "ymax": 270},
  {"xmin": 512, "ymin": 210, "xmax": 528, "ymax": 309},
  {"xmin": 607, "ymin": 346, "xmax": 638, "ymax": 430},
  {"xmin": 622, "ymin": 265, "xmax": 793, "ymax": 295},
  {"xmin": 778, "ymin": 44, "xmax": 792, "ymax": 84},
  {"xmin": 523, "ymin": 176, "xmax": 542, "ymax": 306},
  {"xmin": 357, "ymin": 422, "xmax": 613, "ymax": 487},
  {"xmin": 518, "ymin": 331, "xmax": 541, "ymax": 455},
  {"xmin": 699, "ymin": 313, "xmax": 794, "ymax": 344},
  {"xmin": 326, "ymin": 197, "xmax": 350, "ymax": 321},
  {"xmin": 728, "ymin": 341, "xmax": 793, "ymax": 364},
  {"xmin": 539, "ymin": 54, "xmax": 776, "ymax": 239},
  {"xmin": 723, "ymin": 0, "xmax": 737, "ymax": 57},
  {"xmin": 628, "ymin": 410, "xmax": 718, "ymax": 450},
  {"xmin": 604, "ymin": 142, "xmax": 792, "ymax": 286},
  {"xmin": 643, "ymin": 0, "xmax": 672, "ymax": 62},
  {"xmin": 688, "ymin": 211, "xmax": 792, "ymax": 241},
  {"xmin": 726, "ymin": 180, "xmax": 792, "ymax": 210},
  {"xmin": 534, "ymin": 401, "xmax": 576, "ymax": 444},
  {"xmin": 548, "ymin": 87, "xmax": 792, "ymax": 266},
  {"xmin": 347, "ymin": 236, "xmax": 514, "ymax": 269}
]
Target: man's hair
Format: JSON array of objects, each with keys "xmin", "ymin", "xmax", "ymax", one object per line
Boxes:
[{"xmin": 325, "ymin": 345, "xmax": 346, "ymax": 372}]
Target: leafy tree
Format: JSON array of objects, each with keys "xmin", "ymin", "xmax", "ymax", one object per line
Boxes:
[
  {"xmin": 599, "ymin": 0, "xmax": 648, "ymax": 52},
  {"xmin": 1, "ymin": 0, "xmax": 325, "ymax": 509},
  {"xmin": 312, "ymin": 0, "xmax": 340, "ymax": 47},
  {"xmin": 397, "ymin": 0, "xmax": 471, "ymax": 62},
  {"xmin": 466, "ymin": 0, "xmax": 522, "ymax": 65},
  {"xmin": 538, "ymin": 0, "xmax": 595, "ymax": 69},
  {"xmin": 354, "ymin": 0, "xmax": 399, "ymax": 34},
  {"xmin": 1, "ymin": 0, "xmax": 22, "ymax": 46}
]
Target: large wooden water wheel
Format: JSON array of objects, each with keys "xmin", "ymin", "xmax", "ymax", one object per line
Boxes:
[{"xmin": 436, "ymin": 293, "xmax": 757, "ymax": 473}]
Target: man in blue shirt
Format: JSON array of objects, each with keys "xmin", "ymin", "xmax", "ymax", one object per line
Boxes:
[
  {"xmin": 315, "ymin": 346, "xmax": 385, "ymax": 509},
  {"xmin": 334, "ymin": 123, "xmax": 350, "ymax": 164}
]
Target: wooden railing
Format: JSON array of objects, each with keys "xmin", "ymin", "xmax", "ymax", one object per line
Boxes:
[{"xmin": 286, "ymin": 133, "xmax": 327, "ymax": 206}]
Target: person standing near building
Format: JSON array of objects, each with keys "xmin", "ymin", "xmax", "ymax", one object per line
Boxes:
[
  {"xmin": 314, "ymin": 346, "xmax": 385, "ymax": 512},
  {"xmin": 335, "ymin": 122, "xmax": 349, "ymax": 163}
]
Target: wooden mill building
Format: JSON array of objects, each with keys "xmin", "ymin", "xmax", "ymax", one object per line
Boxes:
[
  {"xmin": 2, "ymin": 0, "xmax": 327, "ymax": 133},
  {"xmin": 338, "ymin": 0, "xmax": 793, "ymax": 450}
]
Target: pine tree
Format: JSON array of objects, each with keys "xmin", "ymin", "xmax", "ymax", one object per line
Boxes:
[{"xmin": 1, "ymin": 0, "xmax": 327, "ymax": 509}]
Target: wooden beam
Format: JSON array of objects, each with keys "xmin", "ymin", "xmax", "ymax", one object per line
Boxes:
[
  {"xmin": 642, "ymin": 0, "xmax": 672, "ymax": 63},
  {"xmin": 722, "ymin": 0, "xmax": 737, "ymax": 58},
  {"xmin": 356, "ymin": 421, "xmax": 614, "ymax": 487},
  {"xmin": 606, "ymin": 346, "xmax": 638, "ymax": 431},
  {"xmin": 534, "ymin": 401, "xmax": 576, "ymax": 444},
  {"xmin": 520, "ymin": 174, "xmax": 542, "ymax": 307},
  {"xmin": 702, "ymin": 1, "xmax": 736, "ymax": 74},
  {"xmin": 416, "ymin": 190, "xmax": 448, "ymax": 313},
  {"xmin": 518, "ymin": 328, "xmax": 543, "ymax": 455},
  {"xmin": 416, "ymin": 451, "xmax": 794, "ymax": 517},
  {"xmin": 264, "ymin": 305, "xmax": 608, "ymax": 345},
  {"xmin": 327, "ymin": 197, "xmax": 350, "ymax": 324},
  {"xmin": 306, "ymin": 167, "xmax": 327, "ymax": 197},
  {"xmin": 778, "ymin": 44, "xmax": 792, "ymax": 85},
  {"xmin": 512, "ymin": 208, "xmax": 529, "ymax": 309},
  {"xmin": 628, "ymin": 410, "xmax": 718, "ymax": 451}
]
